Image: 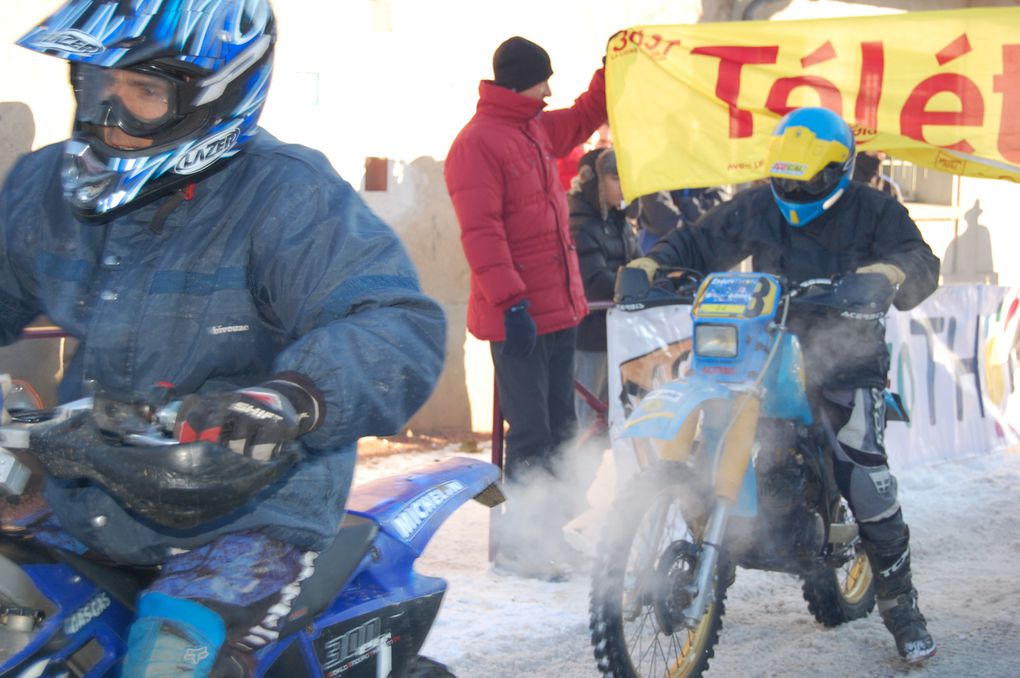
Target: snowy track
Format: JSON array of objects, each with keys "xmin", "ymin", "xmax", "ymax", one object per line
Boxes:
[{"xmin": 355, "ymin": 448, "xmax": 1020, "ymax": 677}]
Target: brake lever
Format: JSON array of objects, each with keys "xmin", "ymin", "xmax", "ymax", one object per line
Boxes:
[{"xmin": 122, "ymin": 432, "xmax": 179, "ymax": 447}]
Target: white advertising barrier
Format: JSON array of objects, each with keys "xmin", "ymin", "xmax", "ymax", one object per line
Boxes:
[
  {"xmin": 606, "ymin": 285, "xmax": 1020, "ymax": 479},
  {"xmin": 886, "ymin": 285, "xmax": 1020, "ymax": 468}
]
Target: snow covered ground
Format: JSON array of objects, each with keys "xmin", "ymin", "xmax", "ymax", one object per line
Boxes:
[{"xmin": 354, "ymin": 444, "xmax": 1020, "ymax": 678}]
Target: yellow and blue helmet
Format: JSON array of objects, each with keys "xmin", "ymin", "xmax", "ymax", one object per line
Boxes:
[
  {"xmin": 18, "ymin": 0, "xmax": 276, "ymax": 222},
  {"xmin": 766, "ymin": 107, "xmax": 855, "ymax": 227}
]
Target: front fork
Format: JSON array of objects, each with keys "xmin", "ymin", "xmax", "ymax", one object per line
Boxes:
[
  {"xmin": 681, "ymin": 393, "xmax": 759, "ymax": 626},
  {"xmin": 681, "ymin": 499, "xmax": 731, "ymax": 626}
]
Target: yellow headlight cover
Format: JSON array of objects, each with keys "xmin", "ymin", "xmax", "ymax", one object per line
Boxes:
[{"xmin": 766, "ymin": 126, "xmax": 850, "ymax": 182}]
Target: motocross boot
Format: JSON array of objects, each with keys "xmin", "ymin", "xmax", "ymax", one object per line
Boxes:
[
  {"xmin": 878, "ymin": 588, "xmax": 937, "ymax": 664},
  {"xmin": 863, "ymin": 525, "xmax": 937, "ymax": 663}
]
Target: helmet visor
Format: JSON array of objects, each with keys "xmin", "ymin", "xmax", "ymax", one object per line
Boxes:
[
  {"xmin": 766, "ymin": 125, "xmax": 850, "ymax": 182},
  {"xmin": 770, "ymin": 162, "xmax": 845, "ymax": 204},
  {"xmin": 71, "ymin": 63, "xmax": 180, "ymax": 137}
]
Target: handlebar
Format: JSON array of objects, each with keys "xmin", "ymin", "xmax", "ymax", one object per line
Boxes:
[
  {"xmin": 794, "ymin": 277, "xmax": 837, "ymax": 291},
  {"xmin": 0, "ymin": 395, "xmax": 303, "ymax": 529},
  {"xmin": 614, "ymin": 265, "xmax": 704, "ymax": 308},
  {"xmin": 787, "ymin": 272, "xmax": 896, "ymax": 320},
  {"xmin": 614, "ymin": 267, "xmax": 895, "ymax": 321}
]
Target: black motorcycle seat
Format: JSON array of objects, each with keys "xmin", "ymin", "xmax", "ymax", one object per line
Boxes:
[
  {"xmin": 278, "ymin": 512, "xmax": 379, "ymax": 637},
  {"xmin": 0, "ymin": 538, "xmax": 158, "ymax": 611},
  {"xmin": 60, "ymin": 551, "xmax": 160, "ymax": 611}
]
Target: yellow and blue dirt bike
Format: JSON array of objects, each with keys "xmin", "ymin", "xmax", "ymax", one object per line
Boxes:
[{"xmin": 590, "ymin": 269, "xmax": 905, "ymax": 678}]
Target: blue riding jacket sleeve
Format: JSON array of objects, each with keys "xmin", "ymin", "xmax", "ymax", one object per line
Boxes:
[{"xmin": 0, "ymin": 130, "xmax": 446, "ymax": 563}]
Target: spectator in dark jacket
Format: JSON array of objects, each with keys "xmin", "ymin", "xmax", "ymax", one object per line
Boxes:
[
  {"xmin": 558, "ymin": 123, "xmax": 613, "ymax": 192},
  {"xmin": 445, "ymin": 36, "xmax": 607, "ymax": 581},
  {"xmin": 853, "ymin": 150, "xmax": 904, "ymax": 202},
  {"xmin": 569, "ymin": 148, "xmax": 639, "ymax": 435},
  {"xmin": 635, "ymin": 187, "xmax": 730, "ymax": 253}
]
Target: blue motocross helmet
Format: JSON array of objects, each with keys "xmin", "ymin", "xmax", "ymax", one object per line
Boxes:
[
  {"xmin": 766, "ymin": 107, "xmax": 855, "ymax": 227},
  {"xmin": 18, "ymin": 0, "xmax": 277, "ymax": 222}
]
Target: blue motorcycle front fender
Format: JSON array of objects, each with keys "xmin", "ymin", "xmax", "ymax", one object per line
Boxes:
[
  {"xmin": 621, "ymin": 376, "xmax": 733, "ymax": 442},
  {"xmin": 622, "ymin": 377, "xmax": 760, "ymax": 517},
  {"xmin": 345, "ymin": 457, "xmax": 501, "ymax": 557}
]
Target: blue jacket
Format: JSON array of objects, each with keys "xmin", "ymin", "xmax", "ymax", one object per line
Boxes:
[{"xmin": 0, "ymin": 131, "xmax": 446, "ymax": 564}]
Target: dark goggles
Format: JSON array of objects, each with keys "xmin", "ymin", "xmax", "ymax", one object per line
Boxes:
[
  {"xmin": 71, "ymin": 63, "xmax": 188, "ymax": 138},
  {"xmin": 770, "ymin": 162, "xmax": 845, "ymax": 204}
]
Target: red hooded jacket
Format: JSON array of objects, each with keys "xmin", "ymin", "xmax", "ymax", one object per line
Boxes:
[{"xmin": 445, "ymin": 69, "xmax": 607, "ymax": 341}]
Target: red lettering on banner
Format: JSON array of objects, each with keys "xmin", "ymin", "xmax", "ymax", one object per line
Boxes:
[
  {"xmin": 610, "ymin": 30, "xmax": 628, "ymax": 53},
  {"xmin": 663, "ymin": 40, "xmax": 682, "ymax": 58},
  {"xmin": 934, "ymin": 151, "xmax": 966, "ymax": 173},
  {"xmin": 612, "ymin": 27, "xmax": 1018, "ymax": 168},
  {"xmin": 855, "ymin": 41, "xmax": 884, "ymax": 132},
  {"xmin": 993, "ymin": 45, "xmax": 1020, "ymax": 162},
  {"xmin": 610, "ymin": 29, "xmax": 680, "ymax": 59},
  {"xmin": 765, "ymin": 76, "xmax": 842, "ymax": 116},
  {"xmin": 692, "ymin": 45, "xmax": 779, "ymax": 138},
  {"xmin": 936, "ymin": 34, "xmax": 973, "ymax": 66},
  {"xmin": 727, "ymin": 159, "xmax": 766, "ymax": 171},
  {"xmin": 800, "ymin": 41, "xmax": 837, "ymax": 68},
  {"xmin": 901, "ymin": 73, "xmax": 984, "ymax": 153}
]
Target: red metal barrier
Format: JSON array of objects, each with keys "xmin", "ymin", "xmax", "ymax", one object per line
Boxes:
[{"xmin": 21, "ymin": 327, "xmax": 70, "ymax": 340}]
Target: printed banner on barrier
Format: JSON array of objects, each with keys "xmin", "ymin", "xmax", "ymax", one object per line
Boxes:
[
  {"xmin": 606, "ymin": 285, "xmax": 1019, "ymax": 476},
  {"xmin": 885, "ymin": 284, "xmax": 1020, "ymax": 468},
  {"xmin": 605, "ymin": 8, "xmax": 1020, "ymax": 199}
]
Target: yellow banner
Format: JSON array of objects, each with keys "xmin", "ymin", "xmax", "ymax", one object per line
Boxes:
[{"xmin": 605, "ymin": 8, "xmax": 1020, "ymax": 199}]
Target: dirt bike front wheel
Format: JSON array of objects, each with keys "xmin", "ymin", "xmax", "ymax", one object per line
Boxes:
[{"xmin": 590, "ymin": 462, "xmax": 732, "ymax": 678}]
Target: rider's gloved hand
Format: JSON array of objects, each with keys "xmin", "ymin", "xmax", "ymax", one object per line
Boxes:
[
  {"xmin": 502, "ymin": 300, "xmax": 537, "ymax": 358},
  {"xmin": 856, "ymin": 262, "xmax": 905, "ymax": 286},
  {"xmin": 175, "ymin": 374, "xmax": 323, "ymax": 461},
  {"xmin": 627, "ymin": 257, "xmax": 660, "ymax": 283}
]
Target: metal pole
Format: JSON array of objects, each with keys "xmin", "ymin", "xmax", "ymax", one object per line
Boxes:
[
  {"xmin": 20, "ymin": 327, "xmax": 69, "ymax": 340},
  {"xmin": 489, "ymin": 380, "xmax": 503, "ymax": 562}
]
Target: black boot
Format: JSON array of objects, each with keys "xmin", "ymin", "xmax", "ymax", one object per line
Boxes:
[
  {"xmin": 878, "ymin": 588, "xmax": 936, "ymax": 663},
  {"xmin": 864, "ymin": 523, "xmax": 936, "ymax": 663}
]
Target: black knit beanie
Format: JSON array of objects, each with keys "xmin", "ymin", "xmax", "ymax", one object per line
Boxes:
[{"xmin": 493, "ymin": 36, "xmax": 553, "ymax": 92}]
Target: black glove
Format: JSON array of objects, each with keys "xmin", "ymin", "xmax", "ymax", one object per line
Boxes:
[
  {"xmin": 502, "ymin": 300, "xmax": 537, "ymax": 358},
  {"xmin": 175, "ymin": 374, "xmax": 323, "ymax": 461}
]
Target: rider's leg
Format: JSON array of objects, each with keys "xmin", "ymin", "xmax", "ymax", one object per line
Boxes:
[
  {"xmin": 122, "ymin": 532, "xmax": 314, "ymax": 677},
  {"xmin": 825, "ymin": 387, "xmax": 936, "ymax": 663}
]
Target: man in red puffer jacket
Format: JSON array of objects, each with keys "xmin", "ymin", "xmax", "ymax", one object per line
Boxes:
[{"xmin": 445, "ymin": 36, "xmax": 606, "ymax": 581}]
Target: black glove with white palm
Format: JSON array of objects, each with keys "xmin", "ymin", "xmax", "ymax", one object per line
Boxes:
[{"xmin": 175, "ymin": 373, "xmax": 324, "ymax": 461}]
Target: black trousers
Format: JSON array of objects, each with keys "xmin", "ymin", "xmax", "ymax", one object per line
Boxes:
[{"xmin": 490, "ymin": 327, "xmax": 578, "ymax": 484}]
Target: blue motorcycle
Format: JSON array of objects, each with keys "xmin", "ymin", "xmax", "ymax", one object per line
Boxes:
[
  {"xmin": 0, "ymin": 394, "xmax": 503, "ymax": 677},
  {"xmin": 590, "ymin": 270, "xmax": 903, "ymax": 678}
]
